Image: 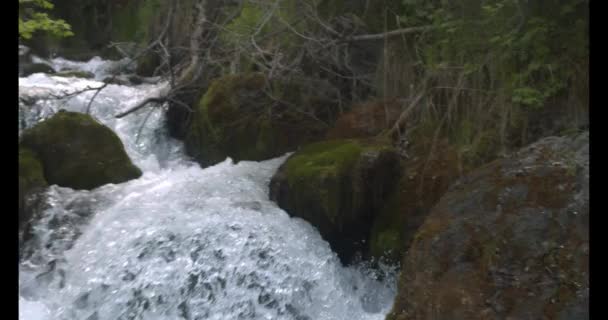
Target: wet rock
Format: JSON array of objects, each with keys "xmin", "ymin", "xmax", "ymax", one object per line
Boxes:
[
  {"xmin": 185, "ymin": 73, "xmax": 329, "ymax": 168},
  {"xmin": 21, "ymin": 63, "xmax": 56, "ymax": 77},
  {"xmin": 270, "ymin": 139, "xmax": 402, "ymax": 263},
  {"xmin": 387, "ymin": 132, "xmax": 589, "ymax": 320},
  {"xmin": 19, "ymin": 148, "xmax": 47, "ymax": 229},
  {"xmin": 20, "ymin": 110, "xmax": 142, "ymax": 190},
  {"xmin": 368, "ymin": 138, "xmax": 463, "ymax": 263},
  {"xmin": 54, "ymin": 70, "xmax": 95, "ymax": 79}
]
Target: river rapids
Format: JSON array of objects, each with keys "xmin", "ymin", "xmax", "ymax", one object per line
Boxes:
[{"xmin": 18, "ymin": 56, "xmax": 398, "ymax": 320}]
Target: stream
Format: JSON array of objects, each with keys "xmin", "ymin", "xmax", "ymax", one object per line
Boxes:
[{"xmin": 18, "ymin": 56, "xmax": 398, "ymax": 320}]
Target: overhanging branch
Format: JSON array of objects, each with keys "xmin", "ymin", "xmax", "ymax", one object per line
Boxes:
[{"xmin": 344, "ymin": 25, "xmax": 434, "ymax": 42}]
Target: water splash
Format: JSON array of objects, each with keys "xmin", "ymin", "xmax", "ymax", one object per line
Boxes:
[{"xmin": 31, "ymin": 55, "xmax": 133, "ymax": 80}]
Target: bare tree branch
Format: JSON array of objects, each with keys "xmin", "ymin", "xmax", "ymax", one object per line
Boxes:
[
  {"xmin": 115, "ymin": 97, "xmax": 166, "ymax": 118},
  {"xmin": 344, "ymin": 25, "xmax": 434, "ymax": 42},
  {"xmin": 47, "ymin": 85, "xmax": 106, "ymax": 100},
  {"xmin": 85, "ymin": 83, "xmax": 109, "ymax": 114}
]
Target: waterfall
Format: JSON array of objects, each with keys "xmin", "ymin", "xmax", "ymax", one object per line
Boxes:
[{"xmin": 19, "ymin": 56, "xmax": 398, "ymax": 320}]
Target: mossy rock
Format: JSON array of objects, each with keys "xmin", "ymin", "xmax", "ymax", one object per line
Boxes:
[
  {"xmin": 54, "ymin": 70, "xmax": 95, "ymax": 79},
  {"xmin": 19, "ymin": 148, "xmax": 47, "ymax": 228},
  {"xmin": 387, "ymin": 132, "xmax": 589, "ymax": 320},
  {"xmin": 21, "ymin": 63, "xmax": 56, "ymax": 77},
  {"xmin": 184, "ymin": 73, "xmax": 328, "ymax": 167},
  {"xmin": 20, "ymin": 110, "xmax": 142, "ymax": 190},
  {"xmin": 269, "ymin": 138, "xmax": 402, "ymax": 264}
]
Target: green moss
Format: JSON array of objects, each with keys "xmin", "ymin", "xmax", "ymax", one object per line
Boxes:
[
  {"xmin": 271, "ymin": 138, "xmax": 402, "ymax": 263},
  {"xmin": 19, "ymin": 148, "xmax": 47, "ymax": 194},
  {"xmin": 185, "ymin": 73, "xmax": 326, "ymax": 167},
  {"xmin": 369, "ymin": 183, "xmax": 404, "ymax": 262},
  {"xmin": 280, "ymin": 139, "xmax": 394, "ymax": 222},
  {"xmin": 19, "ymin": 147, "xmax": 47, "ymax": 226},
  {"xmin": 283, "ymin": 140, "xmax": 364, "ymax": 221},
  {"xmin": 20, "ymin": 111, "xmax": 142, "ymax": 190},
  {"xmin": 185, "ymin": 73, "xmax": 267, "ymax": 165},
  {"xmin": 284, "ymin": 140, "xmax": 362, "ymax": 180},
  {"xmin": 370, "ymin": 229, "xmax": 401, "ymax": 260}
]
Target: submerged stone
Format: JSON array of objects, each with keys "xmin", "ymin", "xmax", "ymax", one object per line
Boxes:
[{"xmin": 20, "ymin": 110, "xmax": 142, "ymax": 190}]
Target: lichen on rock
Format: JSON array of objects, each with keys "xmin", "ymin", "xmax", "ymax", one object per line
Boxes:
[{"xmin": 387, "ymin": 132, "xmax": 589, "ymax": 320}]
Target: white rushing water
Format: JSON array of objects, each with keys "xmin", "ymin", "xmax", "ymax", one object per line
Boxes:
[{"xmin": 19, "ymin": 57, "xmax": 398, "ymax": 320}]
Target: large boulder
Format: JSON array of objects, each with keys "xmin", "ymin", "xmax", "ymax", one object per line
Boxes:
[
  {"xmin": 20, "ymin": 63, "xmax": 56, "ymax": 77},
  {"xmin": 185, "ymin": 73, "xmax": 329, "ymax": 167},
  {"xmin": 19, "ymin": 148, "xmax": 47, "ymax": 228},
  {"xmin": 326, "ymin": 102, "xmax": 465, "ymax": 263},
  {"xmin": 20, "ymin": 111, "xmax": 142, "ymax": 190},
  {"xmin": 270, "ymin": 139, "xmax": 402, "ymax": 263},
  {"xmin": 387, "ymin": 132, "xmax": 589, "ymax": 320}
]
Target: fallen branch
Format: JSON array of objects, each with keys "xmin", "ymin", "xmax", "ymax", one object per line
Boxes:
[
  {"xmin": 47, "ymin": 85, "xmax": 106, "ymax": 100},
  {"xmin": 386, "ymin": 91, "xmax": 425, "ymax": 137},
  {"xmin": 115, "ymin": 97, "xmax": 166, "ymax": 118},
  {"xmin": 84, "ymin": 83, "xmax": 109, "ymax": 114}
]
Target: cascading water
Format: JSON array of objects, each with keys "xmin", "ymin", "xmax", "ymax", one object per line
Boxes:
[{"xmin": 19, "ymin": 56, "xmax": 398, "ymax": 320}]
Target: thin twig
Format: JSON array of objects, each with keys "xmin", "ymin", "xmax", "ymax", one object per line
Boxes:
[
  {"xmin": 115, "ymin": 97, "xmax": 166, "ymax": 118},
  {"xmin": 135, "ymin": 107, "xmax": 157, "ymax": 145},
  {"xmin": 85, "ymin": 83, "xmax": 108, "ymax": 114},
  {"xmin": 343, "ymin": 25, "xmax": 434, "ymax": 42}
]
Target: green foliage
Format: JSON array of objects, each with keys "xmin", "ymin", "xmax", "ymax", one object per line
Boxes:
[
  {"xmin": 400, "ymin": 0, "xmax": 587, "ymax": 109},
  {"xmin": 391, "ymin": 0, "xmax": 587, "ymax": 165},
  {"xmin": 224, "ymin": 4, "xmax": 266, "ymax": 40},
  {"xmin": 19, "ymin": 0, "xmax": 73, "ymax": 39},
  {"xmin": 220, "ymin": 0, "xmax": 305, "ymax": 73}
]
